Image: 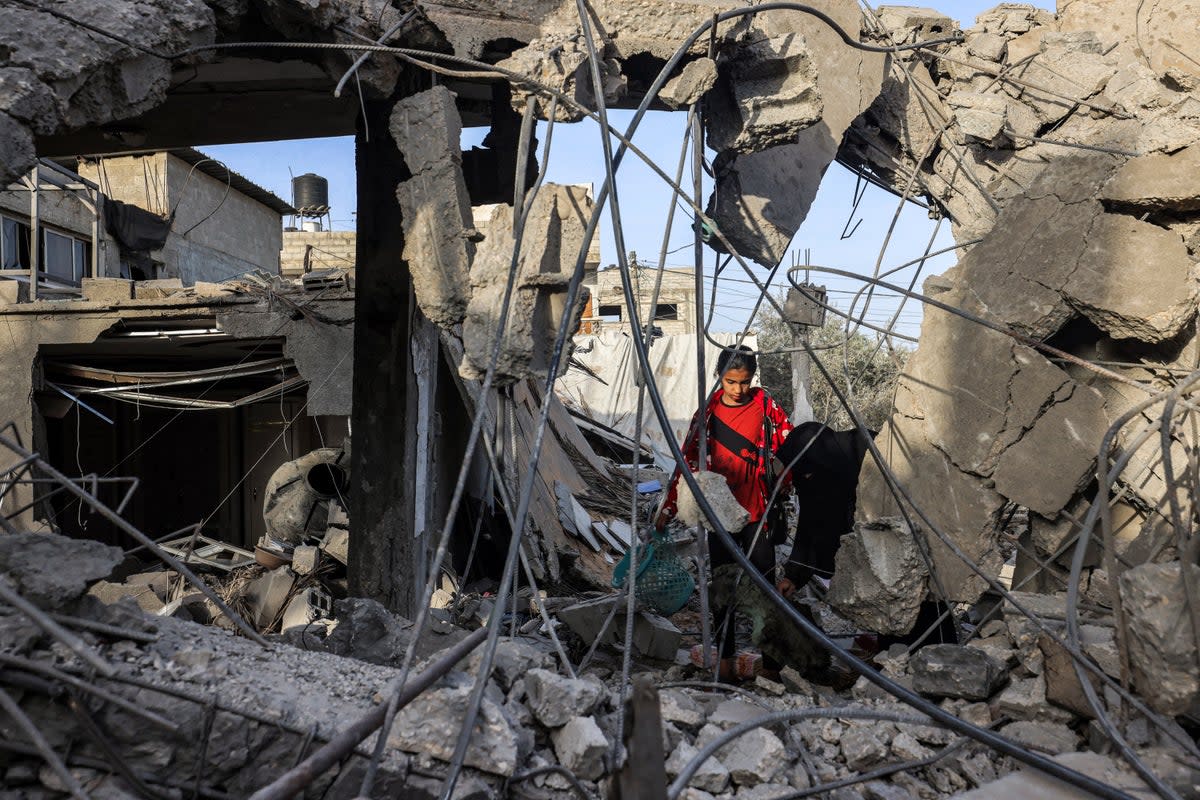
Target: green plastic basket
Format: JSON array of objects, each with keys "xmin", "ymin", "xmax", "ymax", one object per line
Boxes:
[{"xmin": 611, "ymin": 534, "xmax": 695, "ymax": 615}]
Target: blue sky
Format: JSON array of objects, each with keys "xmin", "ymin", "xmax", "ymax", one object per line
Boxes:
[{"xmin": 202, "ymin": 1, "xmax": 1052, "ymax": 338}]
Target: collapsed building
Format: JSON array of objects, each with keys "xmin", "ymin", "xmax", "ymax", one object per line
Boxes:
[{"xmin": 0, "ymin": 0, "xmax": 1198, "ymax": 798}]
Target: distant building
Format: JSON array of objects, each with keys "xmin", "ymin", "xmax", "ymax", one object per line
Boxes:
[
  {"xmin": 280, "ymin": 228, "xmax": 356, "ymax": 278},
  {"xmin": 586, "ymin": 263, "xmax": 699, "ymax": 336},
  {"xmin": 76, "ymin": 148, "xmax": 293, "ymax": 284}
]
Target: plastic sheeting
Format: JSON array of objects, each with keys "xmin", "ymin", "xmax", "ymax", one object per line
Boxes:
[{"xmin": 557, "ymin": 331, "xmax": 760, "ymax": 470}]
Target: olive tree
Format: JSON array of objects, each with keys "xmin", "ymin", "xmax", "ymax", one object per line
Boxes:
[{"xmin": 755, "ymin": 299, "xmax": 910, "ymax": 431}]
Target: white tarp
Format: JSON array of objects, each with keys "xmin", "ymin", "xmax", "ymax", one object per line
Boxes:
[{"xmin": 557, "ymin": 331, "xmax": 758, "ymax": 470}]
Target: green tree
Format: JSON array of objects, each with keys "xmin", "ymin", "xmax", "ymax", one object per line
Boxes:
[{"xmin": 755, "ymin": 298, "xmax": 911, "ymax": 431}]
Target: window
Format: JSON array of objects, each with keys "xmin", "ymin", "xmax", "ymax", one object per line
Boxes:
[
  {"xmin": 597, "ymin": 304, "xmax": 623, "ymax": 321},
  {"xmin": 43, "ymin": 229, "xmax": 88, "ymax": 283},
  {"xmin": 653, "ymin": 304, "xmax": 679, "ymax": 321},
  {"xmin": 1, "ymin": 215, "xmax": 29, "ymax": 269},
  {"xmin": 0, "ymin": 214, "xmax": 90, "ymax": 282}
]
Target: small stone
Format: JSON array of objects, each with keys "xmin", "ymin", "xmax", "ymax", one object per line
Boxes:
[
  {"xmin": 840, "ymin": 723, "xmax": 889, "ymax": 771},
  {"xmin": 967, "ymin": 635, "xmax": 1018, "ymax": 667},
  {"xmin": 958, "ymin": 702, "xmax": 993, "ymax": 728},
  {"xmin": 863, "ymin": 780, "xmax": 915, "ymax": 800},
  {"xmin": 910, "ymin": 644, "xmax": 1007, "ymax": 701},
  {"xmin": 992, "ymin": 675, "xmax": 1074, "ymax": 723},
  {"xmin": 966, "ymin": 32, "xmax": 1007, "ymax": 62},
  {"xmin": 954, "ymin": 750, "xmax": 999, "ymax": 787},
  {"xmin": 466, "ymin": 638, "xmax": 554, "ymax": 691},
  {"xmin": 755, "ymin": 675, "xmax": 786, "ymax": 696},
  {"xmin": 889, "ymin": 731, "xmax": 932, "ymax": 761},
  {"xmin": 667, "ymin": 740, "xmax": 730, "ymax": 794},
  {"xmin": 708, "ymin": 699, "xmax": 764, "ymax": 729},
  {"xmin": 719, "ymin": 727, "xmax": 786, "ymax": 787},
  {"xmin": 978, "ymin": 619, "xmax": 1009, "ymax": 641},
  {"xmin": 525, "ymin": 668, "xmax": 603, "ymax": 727},
  {"xmin": 998, "ymin": 720, "xmax": 1080, "ymax": 754},
  {"xmin": 780, "ymin": 666, "xmax": 816, "ymax": 697},
  {"xmin": 550, "ymin": 716, "xmax": 609, "ymax": 781},
  {"xmin": 736, "ymin": 782, "xmax": 795, "ymax": 799},
  {"xmin": 660, "ymin": 689, "xmax": 707, "ymax": 729}
]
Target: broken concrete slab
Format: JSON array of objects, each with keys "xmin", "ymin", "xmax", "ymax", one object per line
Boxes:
[
  {"xmin": 826, "ymin": 517, "xmax": 929, "ymax": 635},
  {"xmin": 712, "ymin": 726, "xmax": 785, "ymax": 787},
  {"xmin": 556, "ymin": 595, "xmax": 682, "ymax": 660},
  {"xmin": 910, "ymin": 644, "xmax": 1008, "ymax": 701},
  {"xmin": 1119, "ymin": 561, "xmax": 1200, "ymax": 715},
  {"xmin": 388, "ymin": 681, "xmax": 528, "ymax": 776},
  {"xmin": 87, "ymin": 580, "xmax": 165, "ymax": 614},
  {"xmin": 291, "ymin": 545, "xmax": 319, "ymax": 576},
  {"xmin": 0, "ymin": 531, "xmax": 121, "ymax": 610},
  {"xmin": 390, "ymin": 86, "xmax": 474, "ymax": 328},
  {"xmin": 464, "ymin": 638, "xmax": 555, "ymax": 692},
  {"xmin": 321, "ymin": 526, "xmax": 348, "ymax": 566},
  {"xmin": 460, "ymin": 184, "xmax": 592, "ymax": 384}
]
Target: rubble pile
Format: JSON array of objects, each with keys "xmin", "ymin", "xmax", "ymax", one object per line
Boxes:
[{"xmin": 2, "ymin": 530, "xmax": 1197, "ymax": 799}]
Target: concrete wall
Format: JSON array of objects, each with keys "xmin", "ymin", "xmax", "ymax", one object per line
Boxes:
[
  {"xmin": 591, "ymin": 266, "xmax": 698, "ymax": 335},
  {"xmin": 280, "ymin": 230, "xmax": 356, "ymax": 277},
  {"xmin": 77, "ymin": 153, "xmax": 282, "ymax": 284}
]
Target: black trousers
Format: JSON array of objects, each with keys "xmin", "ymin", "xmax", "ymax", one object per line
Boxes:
[{"xmin": 708, "ymin": 522, "xmax": 779, "ymax": 664}]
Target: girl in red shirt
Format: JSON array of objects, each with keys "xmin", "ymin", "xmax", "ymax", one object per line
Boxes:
[{"xmin": 658, "ymin": 346, "xmax": 793, "ymax": 680}]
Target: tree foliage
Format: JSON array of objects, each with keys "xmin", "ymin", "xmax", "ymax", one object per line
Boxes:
[{"xmin": 755, "ymin": 299, "xmax": 911, "ymax": 432}]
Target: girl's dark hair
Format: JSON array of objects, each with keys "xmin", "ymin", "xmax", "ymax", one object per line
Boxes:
[{"xmin": 716, "ymin": 344, "xmax": 757, "ymax": 377}]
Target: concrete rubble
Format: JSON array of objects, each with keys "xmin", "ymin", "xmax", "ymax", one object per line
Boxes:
[
  {"xmin": 5, "ymin": 527, "xmax": 1195, "ymax": 799},
  {"xmin": 0, "ymin": 0, "xmax": 1198, "ymax": 797}
]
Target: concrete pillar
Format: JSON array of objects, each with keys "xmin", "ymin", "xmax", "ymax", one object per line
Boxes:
[{"xmin": 348, "ymin": 93, "xmax": 420, "ymax": 616}]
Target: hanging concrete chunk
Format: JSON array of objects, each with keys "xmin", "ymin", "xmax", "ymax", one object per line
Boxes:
[
  {"xmin": 390, "ymin": 86, "xmax": 475, "ymax": 328},
  {"xmin": 460, "ymin": 184, "xmax": 592, "ymax": 384},
  {"xmin": 826, "ymin": 517, "xmax": 929, "ymax": 635},
  {"xmin": 659, "ymin": 57, "xmax": 719, "ymax": 109},
  {"xmin": 1119, "ymin": 561, "xmax": 1200, "ymax": 715},
  {"xmin": 703, "ymin": 0, "xmax": 885, "ymax": 267}
]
